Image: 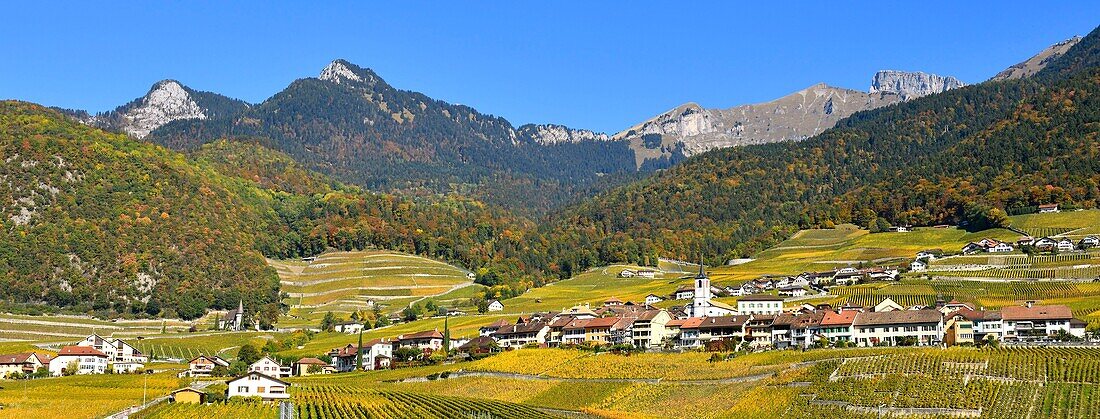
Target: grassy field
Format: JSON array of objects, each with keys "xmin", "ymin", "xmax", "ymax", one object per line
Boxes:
[
  {"xmin": 0, "ymin": 314, "xmax": 191, "ymax": 344},
  {"xmin": 493, "ymin": 265, "xmax": 683, "ymax": 314},
  {"xmin": 272, "ymin": 250, "xmax": 474, "ymax": 328}
]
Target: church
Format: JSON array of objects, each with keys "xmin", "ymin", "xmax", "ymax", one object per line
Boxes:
[
  {"xmin": 219, "ymin": 300, "xmax": 246, "ymax": 331},
  {"xmin": 685, "ymin": 262, "xmax": 737, "ymax": 317}
]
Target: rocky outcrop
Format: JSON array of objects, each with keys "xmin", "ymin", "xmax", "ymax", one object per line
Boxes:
[
  {"xmin": 614, "ymin": 83, "xmax": 902, "ymax": 158},
  {"xmin": 516, "ymin": 124, "xmax": 610, "ymax": 145},
  {"xmin": 74, "ymin": 80, "xmax": 248, "ymax": 139},
  {"xmin": 869, "ymin": 70, "xmax": 965, "ymax": 101},
  {"xmin": 991, "ymin": 36, "xmax": 1082, "ymax": 81}
]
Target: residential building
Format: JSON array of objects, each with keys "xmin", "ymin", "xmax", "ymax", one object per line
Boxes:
[
  {"xmin": 0, "ymin": 352, "xmax": 49, "ymax": 378},
  {"xmin": 645, "ymin": 294, "xmax": 664, "ymax": 305},
  {"xmin": 49, "ymin": 346, "xmax": 108, "ymax": 376},
  {"xmin": 480, "ymin": 319, "xmax": 511, "ymax": 337},
  {"xmin": 458, "ymin": 336, "xmax": 499, "ymax": 354},
  {"xmin": 1032, "ymin": 237, "xmax": 1058, "ymax": 251},
  {"xmin": 909, "ymin": 260, "xmax": 927, "ymax": 271},
  {"xmin": 852, "ymin": 310, "xmax": 943, "ymax": 347},
  {"xmin": 226, "ymin": 372, "xmax": 290, "ymax": 401},
  {"xmin": 944, "ymin": 309, "xmax": 981, "ymax": 346},
  {"xmin": 818, "ymin": 310, "xmax": 858, "ymax": 343},
  {"xmin": 737, "ymin": 295, "xmax": 784, "ymax": 315},
  {"xmin": 630, "ymin": 309, "xmax": 673, "ymax": 349},
  {"xmin": 673, "ymin": 286, "xmax": 694, "ymax": 300},
  {"xmin": 669, "ymin": 317, "xmax": 705, "ymax": 348},
  {"xmin": 1038, "ymin": 203, "xmax": 1060, "ymax": 213},
  {"xmin": 636, "ymin": 269, "xmax": 657, "ymax": 279},
  {"xmin": 1057, "ymin": 238, "xmax": 1076, "ymax": 253},
  {"xmin": 487, "ymin": 300, "xmax": 505, "ymax": 312},
  {"xmin": 187, "ymin": 355, "xmax": 230, "ymax": 377},
  {"xmin": 778, "ymin": 286, "xmax": 807, "ymax": 297},
  {"xmin": 334, "ymin": 322, "xmax": 363, "ymax": 334},
  {"xmin": 1080, "ymin": 236, "xmax": 1100, "ymax": 249},
  {"xmin": 249, "ymin": 356, "xmax": 291, "ymax": 378},
  {"xmin": 294, "ymin": 358, "xmax": 335, "ymax": 376},
  {"xmin": 696, "ymin": 315, "xmax": 752, "ymax": 347},
  {"xmin": 328, "ymin": 339, "xmax": 392, "ymax": 372},
  {"xmin": 619, "ymin": 269, "xmax": 636, "ymax": 278},
  {"xmin": 492, "ymin": 321, "xmax": 549, "ymax": 348},
  {"xmin": 396, "ymin": 330, "xmax": 445, "ymax": 353},
  {"xmin": 1000, "ymin": 303, "xmax": 1084, "ymax": 342},
  {"xmin": 962, "ymin": 238, "xmax": 1014, "ymax": 254}
]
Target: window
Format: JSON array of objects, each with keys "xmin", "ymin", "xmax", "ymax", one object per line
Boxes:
[
  {"xmin": 237, "ymin": 386, "xmax": 248, "ymax": 393},
  {"xmin": 257, "ymin": 386, "xmax": 266, "ymax": 393}
]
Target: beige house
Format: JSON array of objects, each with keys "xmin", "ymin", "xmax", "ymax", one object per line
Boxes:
[
  {"xmin": 630, "ymin": 309, "xmax": 672, "ymax": 349},
  {"xmin": 0, "ymin": 352, "xmax": 50, "ymax": 378}
]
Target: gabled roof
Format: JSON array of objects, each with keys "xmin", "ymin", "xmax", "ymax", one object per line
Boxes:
[
  {"xmin": 697, "ymin": 315, "xmax": 751, "ymax": 329},
  {"xmin": 171, "ymin": 387, "xmax": 205, "ymax": 395},
  {"xmin": 481, "ymin": 319, "xmax": 511, "ymax": 329},
  {"xmin": 296, "ymin": 357, "xmax": 328, "ymax": 365},
  {"xmin": 636, "ymin": 309, "xmax": 666, "ymax": 321},
  {"xmin": 668, "ymin": 317, "xmax": 705, "ymax": 329},
  {"xmin": 227, "ymin": 371, "xmax": 290, "ymax": 386},
  {"xmin": 57, "ymin": 346, "xmax": 107, "ymax": 357},
  {"xmin": 459, "ymin": 336, "xmax": 498, "ymax": 350},
  {"xmin": 820, "ymin": 311, "xmax": 858, "ymax": 326},
  {"xmin": 583, "ymin": 317, "xmax": 621, "ymax": 329},
  {"xmin": 709, "ymin": 300, "xmax": 738, "ymax": 312},
  {"xmin": 0, "ymin": 353, "xmax": 39, "ymax": 365},
  {"xmin": 853, "ymin": 310, "xmax": 942, "ymax": 326},
  {"xmin": 188, "ymin": 354, "xmax": 230, "ymax": 366},
  {"xmin": 494, "ymin": 321, "xmax": 549, "ymax": 336},
  {"xmin": 1001, "ymin": 305, "xmax": 1073, "ymax": 321}
]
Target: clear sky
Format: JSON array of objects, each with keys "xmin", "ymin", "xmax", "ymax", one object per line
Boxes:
[{"xmin": 2, "ymin": 2, "xmax": 1098, "ymax": 133}]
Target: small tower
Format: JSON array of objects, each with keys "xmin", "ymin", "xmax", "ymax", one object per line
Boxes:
[
  {"xmin": 692, "ymin": 258, "xmax": 711, "ymax": 316},
  {"xmin": 234, "ymin": 300, "xmax": 244, "ymax": 331}
]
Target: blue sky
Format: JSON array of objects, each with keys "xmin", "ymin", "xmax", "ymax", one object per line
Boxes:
[{"xmin": 2, "ymin": 2, "xmax": 1098, "ymax": 133}]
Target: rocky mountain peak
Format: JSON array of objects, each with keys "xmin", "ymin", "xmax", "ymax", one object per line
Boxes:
[
  {"xmin": 119, "ymin": 80, "xmax": 206, "ymax": 138},
  {"xmin": 869, "ymin": 70, "xmax": 965, "ymax": 101},
  {"xmin": 319, "ymin": 59, "xmax": 381, "ymax": 87}
]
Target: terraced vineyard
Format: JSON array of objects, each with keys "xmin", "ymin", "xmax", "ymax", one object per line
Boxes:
[
  {"xmin": 271, "ymin": 251, "xmax": 473, "ymax": 326},
  {"xmin": 0, "ymin": 313, "xmax": 190, "ymax": 343}
]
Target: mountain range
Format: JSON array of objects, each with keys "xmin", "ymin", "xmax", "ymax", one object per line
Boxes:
[{"xmin": 59, "ymin": 55, "xmax": 1009, "ymax": 211}]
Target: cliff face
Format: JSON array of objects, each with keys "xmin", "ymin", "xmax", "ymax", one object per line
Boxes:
[
  {"xmin": 869, "ymin": 70, "xmax": 966, "ymax": 101},
  {"xmin": 614, "ymin": 83, "xmax": 902, "ymax": 159}
]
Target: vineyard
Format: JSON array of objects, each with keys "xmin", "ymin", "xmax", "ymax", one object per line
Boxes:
[
  {"xmin": 292, "ymin": 386, "xmax": 555, "ymax": 418},
  {"xmin": 133, "ymin": 400, "xmax": 277, "ymax": 419},
  {"xmin": 0, "ymin": 373, "xmax": 179, "ymax": 419}
]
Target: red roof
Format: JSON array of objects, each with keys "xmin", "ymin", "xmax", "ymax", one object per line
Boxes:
[
  {"xmin": 671, "ymin": 317, "xmax": 705, "ymax": 329},
  {"xmin": 583, "ymin": 317, "xmax": 621, "ymax": 329},
  {"xmin": 296, "ymin": 357, "xmax": 328, "ymax": 365},
  {"xmin": 0, "ymin": 353, "xmax": 38, "ymax": 365},
  {"xmin": 399, "ymin": 330, "xmax": 444, "ymax": 340},
  {"xmin": 820, "ymin": 311, "xmax": 858, "ymax": 326},
  {"xmin": 58, "ymin": 346, "xmax": 107, "ymax": 357}
]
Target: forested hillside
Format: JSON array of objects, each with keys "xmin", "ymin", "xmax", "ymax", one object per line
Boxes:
[
  {"xmin": 542, "ymin": 25, "xmax": 1100, "ymax": 268},
  {"xmin": 146, "ymin": 60, "xmax": 639, "ymax": 214},
  {"xmin": 0, "ymin": 103, "xmax": 557, "ymax": 320}
]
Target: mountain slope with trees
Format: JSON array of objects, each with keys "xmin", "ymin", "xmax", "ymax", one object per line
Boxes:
[{"xmin": 542, "ymin": 25, "xmax": 1100, "ymax": 268}]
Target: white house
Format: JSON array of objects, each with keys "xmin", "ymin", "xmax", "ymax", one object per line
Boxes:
[
  {"xmin": 644, "ymin": 294, "xmax": 664, "ymax": 305},
  {"xmin": 910, "ymin": 259, "xmax": 927, "ymax": 272},
  {"xmin": 75, "ymin": 334, "xmax": 147, "ymax": 372},
  {"xmin": 49, "ymin": 346, "xmax": 108, "ymax": 376},
  {"xmin": 636, "ymin": 269, "xmax": 657, "ymax": 278},
  {"xmin": 618, "ymin": 269, "xmax": 636, "ymax": 278},
  {"xmin": 487, "ymin": 300, "xmax": 505, "ymax": 312},
  {"xmin": 328, "ymin": 339, "xmax": 393, "ymax": 372},
  {"xmin": 1032, "ymin": 237, "xmax": 1058, "ymax": 251},
  {"xmin": 334, "ymin": 322, "xmax": 363, "ymax": 334},
  {"xmin": 249, "ymin": 356, "xmax": 291, "ymax": 378},
  {"xmin": 1056, "ymin": 238, "xmax": 1076, "ymax": 253},
  {"xmin": 999, "ymin": 303, "xmax": 1085, "ymax": 342},
  {"xmin": 493, "ymin": 321, "xmax": 550, "ymax": 349},
  {"xmin": 777, "ymin": 286, "xmax": 807, "ymax": 297},
  {"xmin": 737, "ymin": 295, "xmax": 784, "ymax": 316},
  {"xmin": 227, "ymin": 372, "xmax": 290, "ymax": 401}
]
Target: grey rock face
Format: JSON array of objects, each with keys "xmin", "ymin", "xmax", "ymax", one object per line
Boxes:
[
  {"xmin": 991, "ymin": 36, "xmax": 1082, "ymax": 81},
  {"xmin": 869, "ymin": 70, "xmax": 965, "ymax": 101}
]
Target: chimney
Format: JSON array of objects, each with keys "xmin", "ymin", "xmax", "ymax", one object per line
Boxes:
[{"xmin": 1026, "ymin": 300, "xmax": 1034, "ymax": 308}]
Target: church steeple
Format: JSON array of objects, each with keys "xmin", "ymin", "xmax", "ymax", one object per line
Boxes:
[{"xmin": 695, "ymin": 255, "xmax": 707, "ymax": 279}]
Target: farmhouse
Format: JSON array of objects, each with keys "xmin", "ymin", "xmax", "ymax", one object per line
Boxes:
[
  {"xmin": 852, "ymin": 310, "xmax": 944, "ymax": 347},
  {"xmin": 487, "ymin": 300, "xmax": 505, "ymax": 312},
  {"xmin": 645, "ymin": 294, "xmax": 664, "ymax": 305},
  {"xmin": 0, "ymin": 352, "xmax": 50, "ymax": 378},
  {"xmin": 962, "ymin": 238, "xmax": 1014, "ymax": 254},
  {"xmin": 186, "ymin": 355, "xmax": 230, "ymax": 377},
  {"xmin": 1056, "ymin": 238, "xmax": 1076, "ymax": 252},
  {"xmin": 737, "ymin": 294, "xmax": 784, "ymax": 315},
  {"xmin": 49, "ymin": 346, "xmax": 108, "ymax": 376},
  {"xmin": 227, "ymin": 372, "xmax": 290, "ymax": 401},
  {"xmin": 636, "ymin": 269, "xmax": 657, "ymax": 278},
  {"xmin": 1038, "ymin": 203, "xmax": 1060, "ymax": 213},
  {"xmin": 249, "ymin": 356, "xmax": 292, "ymax": 378}
]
